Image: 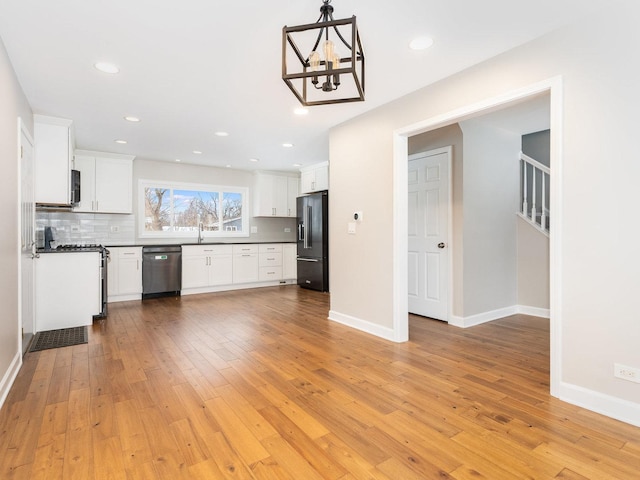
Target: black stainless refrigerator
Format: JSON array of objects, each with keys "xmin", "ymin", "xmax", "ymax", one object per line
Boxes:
[{"xmin": 297, "ymin": 191, "xmax": 329, "ymax": 292}]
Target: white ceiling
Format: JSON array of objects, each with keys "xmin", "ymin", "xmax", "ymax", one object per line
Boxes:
[{"xmin": 0, "ymin": 0, "xmax": 607, "ymax": 172}]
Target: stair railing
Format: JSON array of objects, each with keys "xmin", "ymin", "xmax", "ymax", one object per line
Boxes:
[{"xmin": 520, "ymin": 152, "xmax": 550, "ymax": 235}]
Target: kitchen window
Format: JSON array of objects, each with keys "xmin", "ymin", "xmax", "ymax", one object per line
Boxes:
[{"xmin": 139, "ymin": 180, "xmax": 249, "ymax": 238}]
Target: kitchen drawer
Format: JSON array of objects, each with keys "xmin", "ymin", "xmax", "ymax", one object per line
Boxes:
[
  {"xmin": 233, "ymin": 244, "xmax": 258, "ymax": 254},
  {"xmin": 201, "ymin": 245, "xmax": 233, "ymax": 255},
  {"xmin": 259, "ymin": 252, "xmax": 282, "ymax": 267},
  {"xmin": 259, "ymin": 243, "xmax": 282, "ymax": 254},
  {"xmin": 117, "ymin": 247, "xmax": 141, "ymax": 259},
  {"xmin": 259, "ymin": 266, "xmax": 282, "ymax": 281}
]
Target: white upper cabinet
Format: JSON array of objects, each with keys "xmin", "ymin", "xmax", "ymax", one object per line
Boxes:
[
  {"xmin": 300, "ymin": 161, "xmax": 329, "ymax": 194},
  {"xmin": 253, "ymin": 172, "xmax": 299, "ymax": 217},
  {"xmin": 34, "ymin": 115, "xmax": 73, "ymax": 205},
  {"xmin": 74, "ymin": 150, "xmax": 134, "ymax": 214}
]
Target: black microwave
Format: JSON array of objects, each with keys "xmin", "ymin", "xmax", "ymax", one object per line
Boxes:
[{"xmin": 70, "ymin": 169, "xmax": 81, "ymax": 205}]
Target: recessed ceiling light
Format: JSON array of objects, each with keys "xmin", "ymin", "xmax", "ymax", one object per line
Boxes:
[
  {"xmin": 215, "ymin": 131, "xmax": 229, "ymax": 137},
  {"xmin": 175, "ymin": 159, "xmax": 181, "ymax": 162},
  {"xmin": 114, "ymin": 139, "xmax": 127, "ymax": 144},
  {"xmin": 226, "ymin": 164, "xmax": 232, "ymax": 168},
  {"xmin": 94, "ymin": 62, "xmax": 120, "ymax": 74},
  {"xmin": 124, "ymin": 116, "xmax": 140, "ymax": 122},
  {"xmin": 193, "ymin": 150, "xmax": 202, "ymax": 154},
  {"xmin": 294, "ymin": 107, "xmax": 309, "ymax": 116},
  {"xmin": 282, "ymin": 143, "xmax": 294, "ymax": 148},
  {"xmin": 249, "ymin": 158, "xmax": 259, "ymax": 162},
  {"xmin": 409, "ymin": 36, "xmax": 434, "ymax": 51},
  {"xmin": 293, "ymin": 163, "xmax": 302, "ymax": 167}
]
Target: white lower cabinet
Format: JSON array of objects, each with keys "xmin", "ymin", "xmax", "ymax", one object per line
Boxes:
[
  {"xmin": 283, "ymin": 244, "xmax": 297, "ymax": 280},
  {"xmin": 259, "ymin": 244, "xmax": 283, "ymax": 281},
  {"xmin": 233, "ymin": 244, "xmax": 259, "ymax": 283},
  {"xmin": 107, "ymin": 247, "xmax": 142, "ymax": 302},
  {"xmin": 180, "ymin": 243, "xmax": 297, "ymax": 296},
  {"xmin": 182, "ymin": 245, "xmax": 233, "ymax": 289},
  {"xmin": 36, "ymin": 252, "xmax": 101, "ymax": 330}
]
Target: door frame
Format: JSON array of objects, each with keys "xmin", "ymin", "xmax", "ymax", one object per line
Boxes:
[
  {"xmin": 391, "ymin": 76, "xmax": 563, "ymax": 397},
  {"xmin": 408, "ymin": 146, "xmax": 453, "ymax": 322},
  {"xmin": 18, "ymin": 116, "xmax": 35, "ymax": 356}
]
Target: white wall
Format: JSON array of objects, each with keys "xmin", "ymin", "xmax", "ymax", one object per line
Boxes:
[
  {"xmin": 0, "ymin": 36, "xmax": 32, "ymax": 406},
  {"xmin": 329, "ymin": 3, "xmax": 640, "ymax": 423},
  {"xmin": 459, "ymin": 120, "xmax": 520, "ymax": 317}
]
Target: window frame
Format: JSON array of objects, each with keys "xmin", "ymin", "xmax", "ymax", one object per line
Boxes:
[{"xmin": 138, "ymin": 179, "xmax": 250, "ymax": 239}]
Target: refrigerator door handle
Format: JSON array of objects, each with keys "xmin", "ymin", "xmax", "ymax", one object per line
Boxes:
[
  {"xmin": 303, "ymin": 206, "xmax": 310, "ymax": 249},
  {"xmin": 297, "ymin": 258, "xmax": 319, "ymax": 262},
  {"xmin": 298, "ymin": 223, "xmax": 304, "ymax": 242},
  {"xmin": 305, "ymin": 205, "xmax": 312, "ymax": 249}
]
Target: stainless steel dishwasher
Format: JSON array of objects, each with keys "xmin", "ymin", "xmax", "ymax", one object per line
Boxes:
[{"xmin": 142, "ymin": 245, "xmax": 182, "ymax": 298}]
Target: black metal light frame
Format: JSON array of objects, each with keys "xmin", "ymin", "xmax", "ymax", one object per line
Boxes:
[{"xmin": 282, "ymin": 1, "xmax": 365, "ymax": 106}]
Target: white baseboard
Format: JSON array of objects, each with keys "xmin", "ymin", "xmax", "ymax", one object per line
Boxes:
[
  {"xmin": 180, "ymin": 279, "xmax": 296, "ymax": 297},
  {"xmin": 328, "ymin": 310, "xmax": 399, "ymax": 342},
  {"xmin": 559, "ymin": 381, "xmax": 640, "ymax": 427},
  {"xmin": 0, "ymin": 351, "xmax": 22, "ymax": 411},
  {"xmin": 449, "ymin": 304, "xmax": 549, "ymax": 328},
  {"xmin": 449, "ymin": 305, "xmax": 519, "ymax": 328},
  {"xmin": 517, "ymin": 305, "xmax": 550, "ymax": 318},
  {"xmin": 108, "ymin": 293, "xmax": 142, "ymax": 303}
]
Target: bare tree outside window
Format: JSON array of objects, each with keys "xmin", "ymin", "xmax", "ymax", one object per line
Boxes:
[{"xmin": 144, "ymin": 188, "xmax": 170, "ymax": 231}]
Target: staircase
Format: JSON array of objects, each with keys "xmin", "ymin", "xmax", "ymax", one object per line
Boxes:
[{"xmin": 519, "ymin": 152, "xmax": 549, "ymax": 235}]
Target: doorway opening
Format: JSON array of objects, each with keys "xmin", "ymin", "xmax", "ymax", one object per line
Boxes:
[{"xmin": 394, "ymin": 77, "xmax": 562, "ymax": 396}]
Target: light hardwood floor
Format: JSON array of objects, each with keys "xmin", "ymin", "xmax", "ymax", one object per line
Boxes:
[{"xmin": 1, "ymin": 286, "xmax": 639, "ymax": 479}]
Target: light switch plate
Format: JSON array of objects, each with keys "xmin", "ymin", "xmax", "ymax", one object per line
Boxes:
[{"xmin": 251, "ymin": 226, "xmax": 258, "ymax": 233}]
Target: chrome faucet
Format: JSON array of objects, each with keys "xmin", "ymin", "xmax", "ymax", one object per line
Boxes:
[{"xmin": 197, "ymin": 222, "xmax": 204, "ymax": 244}]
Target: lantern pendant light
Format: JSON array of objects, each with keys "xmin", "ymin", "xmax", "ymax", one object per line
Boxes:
[{"xmin": 282, "ymin": 0, "xmax": 365, "ymax": 106}]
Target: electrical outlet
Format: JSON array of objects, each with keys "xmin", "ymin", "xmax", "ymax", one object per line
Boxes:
[
  {"xmin": 71, "ymin": 225, "xmax": 80, "ymax": 233},
  {"xmin": 110, "ymin": 225, "xmax": 119, "ymax": 233},
  {"xmin": 614, "ymin": 363, "xmax": 640, "ymax": 383},
  {"xmin": 284, "ymin": 227, "xmax": 291, "ymax": 233}
]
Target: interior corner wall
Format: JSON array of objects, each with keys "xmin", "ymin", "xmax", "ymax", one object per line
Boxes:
[
  {"xmin": 458, "ymin": 120, "xmax": 520, "ymax": 317},
  {"xmin": 408, "ymin": 124, "xmax": 464, "ymax": 317},
  {"xmin": 329, "ymin": 3, "xmax": 640, "ymax": 422},
  {"xmin": 517, "ymin": 217, "xmax": 550, "ymax": 309},
  {"xmin": 0, "ymin": 35, "xmax": 32, "ymax": 407}
]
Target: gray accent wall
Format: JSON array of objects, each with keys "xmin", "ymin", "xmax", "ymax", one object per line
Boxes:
[{"xmin": 522, "ymin": 129, "xmax": 550, "ymax": 167}]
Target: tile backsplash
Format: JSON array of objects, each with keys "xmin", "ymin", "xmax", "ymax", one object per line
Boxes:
[{"xmin": 36, "ymin": 211, "xmax": 135, "ymax": 246}]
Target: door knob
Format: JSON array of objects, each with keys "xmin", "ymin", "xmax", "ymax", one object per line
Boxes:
[{"xmin": 437, "ymin": 242, "xmax": 446, "ymax": 249}]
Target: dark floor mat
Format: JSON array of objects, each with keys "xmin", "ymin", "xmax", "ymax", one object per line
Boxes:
[{"xmin": 29, "ymin": 326, "xmax": 88, "ymax": 352}]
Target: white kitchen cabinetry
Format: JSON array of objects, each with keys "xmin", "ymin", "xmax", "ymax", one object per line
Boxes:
[
  {"xmin": 35, "ymin": 252, "xmax": 101, "ymax": 331},
  {"xmin": 107, "ymin": 247, "xmax": 142, "ymax": 302},
  {"xmin": 253, "ymin": 172, "xmax": 299, "ymax": 217},
  {"xmin": 232, "ymin": 244, "xmax": 259, "ymax": 283},
  {"xmin": 34, "ymin": 115, "xmax": 73, "ymax": 205},
  {"xmin": 259, "ymin": 244, "xmax": 283, "ymax": 281},
  {"xmin": 300, "ymin": 161, "xmax": 329, "ymax": 194},
  {"xmin": 182, "ymin": 245, "xmax": 233, "ymax": 289},
  {"xmin": 181, "ymin": 243, "xmax": 296, "ymax": 296},
  {"xmin": 283, "ymin": 243, "xmax": 297, "ymax": 280},
  {"xmin": 74, "ymin": 150, "xmax": 135, "ymax": 213}
]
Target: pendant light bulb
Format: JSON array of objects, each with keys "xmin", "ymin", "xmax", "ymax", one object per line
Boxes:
[
  {"xmin": 332, "ymin": 52, "xmax": 340, "ymax": 70},
  {"xmin": 309, "ymin": 51, "xmax": 321, "ymax": 71},
  {"xmin": 323, "ymin": 40, "xmax": 335, "ymax": 68}
]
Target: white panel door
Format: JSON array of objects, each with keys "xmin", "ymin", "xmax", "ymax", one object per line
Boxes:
[
  {"xmin": 20, "ymin": 123, "xmax": 35, "ymax": 353},
  {"xmin": 408, "ymin": 148, "xmax": 451, "ymax": 321}
]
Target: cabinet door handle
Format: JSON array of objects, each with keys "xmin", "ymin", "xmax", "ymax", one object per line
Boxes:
[{"xmin": 137, "ymin": 260, "xmax": 139, "ymax": 270}]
